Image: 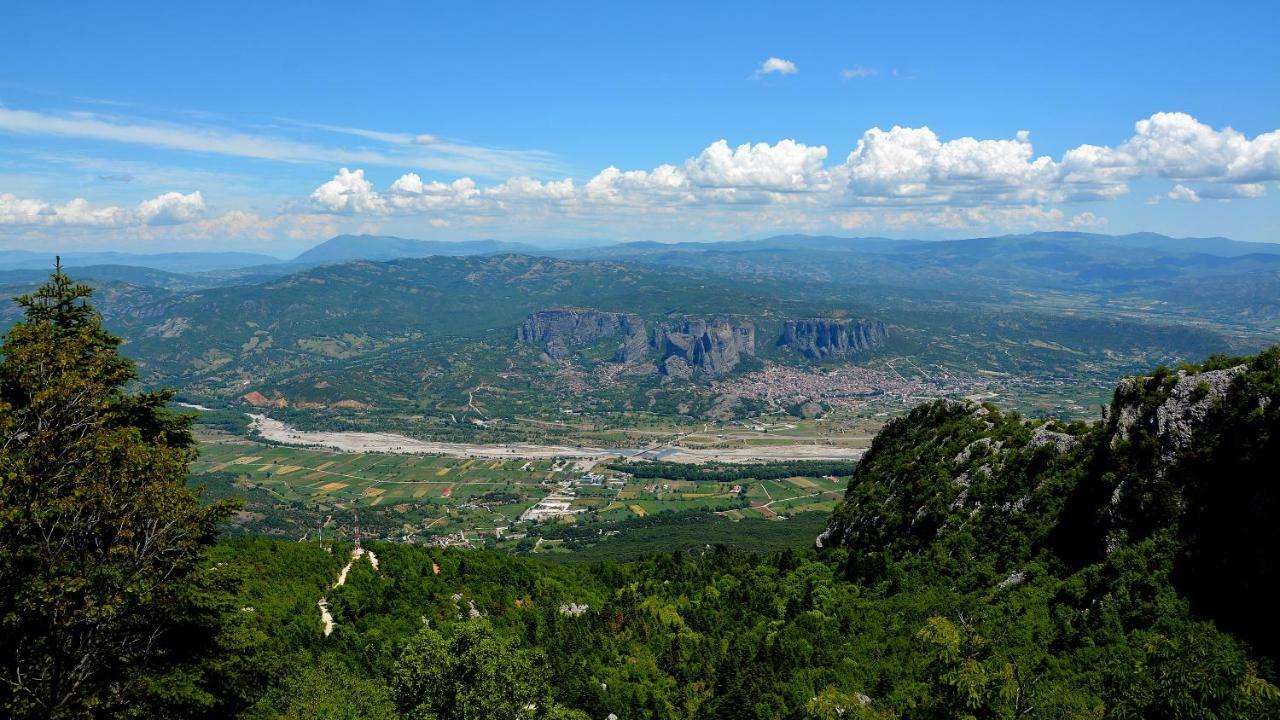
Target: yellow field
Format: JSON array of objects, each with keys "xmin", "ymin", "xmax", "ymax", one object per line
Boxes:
[
  {"xmin": 315, "ymin": 461, "xmax": 335, "ymax": 471},
  {"xmin": 318, "ymin": 482, "xmax": 348, "ymax": 493},
  {"xmin": 230, "ymin": 456, "xmax": 262, "ymax": 465},
  {"xmin": 273, "ymin": 465, "xmax": 303, "ymax": 475},
  {"xmin": 435, "ymin": 467, "xmax": 451, "ymax": 476},
  {"xmin": 629, "ymin": 504, "xmax": 647, "ymax": 517}
]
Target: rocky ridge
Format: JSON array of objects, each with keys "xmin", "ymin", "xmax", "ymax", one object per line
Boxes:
[
  {"xmin": 778, "ymin": 318, "xmax": 887, "ymax": 359},
  {"xmin": 517, "ymin": 309, "xmax": 755, "ymax": 377},
  {"xmin": 516, "ymin": 308, "xmax": 647, "ymax": 362},
  {"xmin": 654, "ymin": 318, "xmax": 755, "ymax": 379}
]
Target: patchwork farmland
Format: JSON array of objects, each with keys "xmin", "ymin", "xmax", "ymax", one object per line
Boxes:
[{"xmin": 190, "ymin": 436, "xmax": 848, "ymax": 550}]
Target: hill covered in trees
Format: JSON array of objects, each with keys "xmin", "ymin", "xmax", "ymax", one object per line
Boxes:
[
  {"xmin": 196, "ymin": 348, "xmax": 1279, "ymax": 719},
  {"xmin": 2, "ymin": 268, "xmax": 1278, "ymax": 719}
]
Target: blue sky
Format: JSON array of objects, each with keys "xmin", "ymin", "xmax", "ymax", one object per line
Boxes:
[{"xmin": 1, "ymin": 0, "xmax": 1277, "ymax": 253}]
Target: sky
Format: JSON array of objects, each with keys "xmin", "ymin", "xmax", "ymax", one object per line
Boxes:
[{"xmin": 1, "ymin": 0, "xmax": 1277, "ymax": 255}]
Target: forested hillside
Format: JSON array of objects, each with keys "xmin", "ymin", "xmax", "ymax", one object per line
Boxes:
[
  {"xmin": 3, "ymin": 269, "xmax": 1278, "ymax": 719},
  {"xmin": 185, "ymin": 348, "xmax": 1279, "ymax": 719}
]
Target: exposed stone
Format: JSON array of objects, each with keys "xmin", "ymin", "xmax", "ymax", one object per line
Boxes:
[
  {"xmin": 655, "ymin": 317, "xmax": 755, "ymax": 377},
  {"xmin": 517, "ymin": 308, "xmax": 647, "ymax": 362},
  {"xmin": 1027, "ymin": 424, "xmax": 1078, "ymax": 454},
  {"xmin": 778, "ymin": 318, "xmax": 887, "ymax": 359},
  {"xmin": 1112, "ymin": 365, "xmax": 1247, "ymax": 464}
]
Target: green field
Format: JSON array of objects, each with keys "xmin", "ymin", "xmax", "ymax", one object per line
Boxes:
[{"xmin": 190, "ymin": 436, "xmax": 847, "ymax": 549}]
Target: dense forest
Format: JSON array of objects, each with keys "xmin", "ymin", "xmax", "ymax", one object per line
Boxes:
[{"xmin": 2, "ymin": 270, "xmax": 1279, "ymax": 719}]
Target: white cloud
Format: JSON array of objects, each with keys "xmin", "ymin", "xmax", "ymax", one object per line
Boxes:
[
  {"xmin": 294, "ymin": 111, "xmax": 1275, "ymax": 238},
  {"xmin": 686, "ymin": 139, "xmax": 830, "ymax": 192},
  {"xmin": 485, "ymin": 176, "xmax": 576, "ymax": 202},
  {"xmin": 136, "ymin": 190, "xmax": 206, "ymax": 225},
  {"xmin": 840, "ymin": 126, "xmax": 1055, "ymax": 204},
  {"xmin": 20, "ymin": 196, "xmax": 128, "ymax": 226},
  {"xmin": 582, "ymin": 165, "xmax": 692, "ymax": 206},
  {"xmin": 841, "ymin": 66, "xmax": 879, "ymax": 79},
  {"xmin": 8, "ymin": 110, "xmax": 1272, "ymax": 244},
  {"xmin": 310, "ymin": 168, "xmax": 385, "ymax": 214},
  {"xmin": 0, "ymin": 190, "xmax": 208, "ymax": 227},
  {"xmin": 754, "ymin": 57, "xmax": 798, "ymax": 77}
]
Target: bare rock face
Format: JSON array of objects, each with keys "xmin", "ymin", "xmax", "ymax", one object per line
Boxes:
[
  {"xmin": 518, "ymin": 309, "xmax": 754, "ymax": 378},
  {"xmin": 655, "ymin": 317, "xmax": 755, "ymax": 378},
  {"xmin": 1110, "ymin": 365, "xmax": 1247, "ymax": 467},
  {"xmin": 517, "ymin": 308, "xmax": 647, "ymax": 362},
  {"xmin": 778, "ymin": 318, "xmax": 887, "ymax": 359}
]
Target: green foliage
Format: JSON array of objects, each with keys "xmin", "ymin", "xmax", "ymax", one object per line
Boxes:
[
  {"xmin": 605, "ymin": 459, "xmax": 858, "ymax": 482},
  {"xmin": 391, "ymin": 620, "xmax": 585, "ymax": 720},
  {"xmin": 5, "ymin": 281, "xmax": 1277, "ymax": 720},
  {"xmin": 0, "ymin": 267, "xmax": 236, "ymax": 719},
  {"xmin": 247, "ymin": 653, "xmax": 398, "ymax": 720}
]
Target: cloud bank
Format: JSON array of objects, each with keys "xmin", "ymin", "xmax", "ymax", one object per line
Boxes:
[{"xmin": 2, "ymin": 111, "xmax": 1276, "ymax": 242}]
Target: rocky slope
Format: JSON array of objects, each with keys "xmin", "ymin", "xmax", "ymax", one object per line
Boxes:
[
  {"xmin": 516, "ymin": 308, "xmax": 647, "ymax": 361},
  {"xmin": 654, "ymin": 317, "xmax": 755, "ymax": 378},
  {"xmin": 821, "ymin": 347, "xmax": 1280, "ymax": 657},
  {"xmin": 518, "ymin": 309, "xmax": 755, "ymax": 378},
  {"xmin": 778, "ymin": 318, "xmax": 887, "ymax": 359}
]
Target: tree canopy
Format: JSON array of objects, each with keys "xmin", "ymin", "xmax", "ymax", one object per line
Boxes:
[{"xmin": 0, "ymin": 265, "xmax": 234, "ymax": 719}]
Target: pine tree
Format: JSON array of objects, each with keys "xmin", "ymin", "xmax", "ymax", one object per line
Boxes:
[{"xmin": 0, "ymin": 264, "xmax": 234, "ymax": 719}]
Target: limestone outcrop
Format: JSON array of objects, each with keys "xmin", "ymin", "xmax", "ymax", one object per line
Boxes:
[
  {"xmin": 517, "ymin": 308, "xmax": 647, "ymax": 361},
  {"xmin": 655, "ymin": 318, "xmax": 755, "ymax": 377},
  {"xmin": 778, "ymin": 318, "xmax": 887, "ymax": 359}
]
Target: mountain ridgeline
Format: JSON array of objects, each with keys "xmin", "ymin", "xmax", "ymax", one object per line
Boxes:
[
  {"xmin": 822, "ymin": 347, "xmax": 1280, "ymax": 658},
  {"xmin": 0, "ymin": 232, "xmax": 1273, "ymax": 421}
]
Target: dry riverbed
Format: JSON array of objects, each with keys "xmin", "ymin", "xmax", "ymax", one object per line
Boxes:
[{"xmin": 248, "ymin": 414, "xmax": 865, "ymax": 464}]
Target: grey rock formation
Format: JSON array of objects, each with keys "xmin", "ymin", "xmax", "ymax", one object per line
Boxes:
[
  {"xmin": 517, "ymin": 308, "xmax": 647, "ymax": 362},
  {"xmin": 1110, "ymin": 365, "xmax": 1246, "ymax": 466},
  {"xmin": 518, "ymin": 309, "xmax": 755, "ymax": 378},
  {"xmin": 655, "ymin": 317, "xmax": 755, "ymax": 377},
  {"xmin": 778, "ymin": 318, "xmax": 887, "ymax": 359}
]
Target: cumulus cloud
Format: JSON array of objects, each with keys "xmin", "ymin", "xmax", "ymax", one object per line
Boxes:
[
  {"xmin": 686, "ymin": 139, "xmax": 830, "ymax": 192},
  {"xmin": 310, "ymin": 168, "xmax": 385, "ymax": 214},
  {"xmin": 754, "ymin": 57, "xmax": 798, "ymax": 77},
  {"xmin": 137, "ymin": 190, "xmax": 206, "ymax": 225},
  {"xmin": 293, "ymin": 110, "xmax": 1275, "ymax": 239},
  {"xmin": 840, "ymin": 126, "xmax": 1055, "ymax": 204},
  {"xmin": 0, "ymin": 190, "xmax": 208, "ymax": 227}
]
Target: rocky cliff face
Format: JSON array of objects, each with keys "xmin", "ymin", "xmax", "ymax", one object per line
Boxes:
[
  {"xmin": 655, "ymin": 318, "xmax": 755, "ymax": 378},
  {"xmin": 516, "ymin": 309, "xmax": 647, "ymax": 361},
  {"xmin": 819, "ymin": 348, "xmax": 1280, "ymax": 656},
  {"xmin": 778, "ymin": 318, "xmax": 887, "ymax": 359},
  {"xmin": 518, "ymin": 309, "xmax": 754, "ymax": 377}
]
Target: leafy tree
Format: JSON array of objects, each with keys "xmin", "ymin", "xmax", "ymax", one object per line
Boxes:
[
  {"xmin": 391, "ymin": 619, "xmax": 587, "ymax": 720},
  {"xmin": 247, "ymin": 653, "xmax": 398, "ymax": 720},
  {"xmin": 0, "ymin": 266, "xmax": 234, "ymax": 719}
]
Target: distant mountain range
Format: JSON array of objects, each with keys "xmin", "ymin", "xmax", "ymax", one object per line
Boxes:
[
  {"xmin": 0, "ymin": 249, "xmax": 283, "ymax": 273},
  {"xmin": 6, "ymin": 231, "xmax": 1276, "ymax": 277},
  {"xmin": 290, "ymin": 235, "xmax": 537, "ymax": 264}
]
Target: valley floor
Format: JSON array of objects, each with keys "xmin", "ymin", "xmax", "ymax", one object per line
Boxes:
[{"xmin": 249, "ymin": 412, "xmax": 869, "ymax": 463}]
